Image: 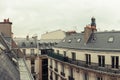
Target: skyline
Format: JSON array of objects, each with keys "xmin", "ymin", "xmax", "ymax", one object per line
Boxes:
[{"xmin": 1, "ymin": 0, "xmax": 120, "ymax": 38}]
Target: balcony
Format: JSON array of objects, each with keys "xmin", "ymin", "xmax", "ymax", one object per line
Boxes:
[
  {"xmin": 61, "ymin": 72, "xmax": 65, "ymax": 77},
  {"xmin": 54, "ymin": 68, "xmax": 58, "ymax": 72},
  {"xmin": 68, "ymin": 76, "xmax": 74, "ymax": 80},
  {"xmin": 48, "ymin": 53, "xmax": 120, "ymax": 75}
]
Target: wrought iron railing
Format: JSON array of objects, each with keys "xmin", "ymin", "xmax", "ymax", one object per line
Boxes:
[{"xmin": 48, "ymin": 52, "xmax": 120, "ymax": 75}]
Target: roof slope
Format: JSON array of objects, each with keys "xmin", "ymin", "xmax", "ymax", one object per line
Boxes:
[{"xmin": 55, "ymin": 31, "xmax": 120, "ymax": 51}]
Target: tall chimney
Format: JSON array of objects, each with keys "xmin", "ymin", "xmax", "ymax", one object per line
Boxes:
[
  {"xmin": 91, "ymin": 17, "xmax": 96, "ymax": 27},
  {"xmin": 0, "ymin": 18, "xmax": 12, "ymax": 37},
  {"xmin": 84, "ymin": 17, "xmax": 97, "ymax": 44},
  {"xmin": 91, "ymin": 17, "xmax": 97, "ymax": 32},
  {"xmin": 26, "ymin": 35, "xmax": 29, "ymax": 41}
]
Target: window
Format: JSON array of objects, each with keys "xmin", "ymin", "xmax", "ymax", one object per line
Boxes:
[
  {"xmin": 63, "ymin": 51, "xmax": 66, "ymax": 57},
  {"xmin": 68, "ymin": 39, "xmax": 72, "ymax": 43},
  {"xmin": 30, "ymin": 42, "xmax": 34, "ymax": 47},
  {"xmin": 72, "ymin": 52, "xmax": 76, "ymax": 61},
  {"xmin": 69, "ymin": 68, "xmax": 73, "ymax": 77},
  {"xmin": 85, "ymin": 54, "xmax": 91, "ymax": 65},
  {"xmin": 98, "ymin": 55, "xmax": 105, "ymax": 67},
  {"xmin": 55, "ymin": 61, "xmax": 58, "ymax": 69},
  {"xmin": 56, "ymin": 50, "xmax": 59, "ymax": 54},
  {"xmin": 54, "ymin": 42, "xmax": 57, "ymax": 45},
  {"xmin": 97, "ymin": 77, "xmax": 103, "ymax": 80},
  {"xmin": 22, "ymin": 49, "xmax": 26, "ymax": 55},
  {"xmin": 31, "ymin": 66, "xmax": 35, "ymax": 73},
  {"xmin": 108, "ymin": 37, "xmax": 114, "ymax": 43},
  {"xmin": 61, "ymin": 64, "xmax": 64, "ymax": 72},
  {"xmin": 111, "ymin": 56, "xmax": 119, "ymax": 68},
  {"xmin": 38, "ymin": 43, "xmax": 42, "ymax": 47},
  {"xmin": 84, "ymin": 73, "xmax": 89, "ymax": 80},
  {"xmin": 22, "ymin": 42, "xmax": 26, "ymax": 47},
  {"xmin": 31, "ymin": 49, "xmax": 34, "ymax": 54},
  {"xmin": 77, "ymin": 38, "xmax": 81, "ymax": 42},
  {"xmin": 31, "ymin": 59, "xmax": 35, "ymax": 65}
]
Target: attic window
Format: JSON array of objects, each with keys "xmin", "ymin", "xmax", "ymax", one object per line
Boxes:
[
  {"xmin": 30, "ymin": 42, "xmax": 34, "ymax": 46},
  {"xmin": 68, "ymin": 39, "xmax": 72, "ymax": 43},
  {"xmin": 108, "ymin": 37, "xmax": 114, "ymax": 43},
  {"xmin": 62, "ymin": 39, "xmax": 66, "ymax": 42},
  {"xmin": 31, "ymin": 42, "xmax": 33, "ymax": 45},
  {"xmin": 77, "ymin": 38, "xmax": 81, "ymax": 42},
  {"xmin": 22, "ymin": 42, "xmax": 26, "ymax": 47}
]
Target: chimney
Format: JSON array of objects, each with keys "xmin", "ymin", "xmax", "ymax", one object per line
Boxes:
[
  {"xmin": 84, "ymin": 25, "xmax": 93, "ymax": 44},
  {"xmin": 6, "ymin": 18, "xmax": 9, "ymax": 22},
  {"xmin": 84, "ymin": 17, "xmax": 97, "ymax": 44},
  {"xmin": 0, "ymin": 18, "xmax": 12, "ymax": 37},
  {"xmin": 4, "ymin": 19, "xmax": 7, "ymax": 22},
  {"xmin": 91, "ymin": 17, "xmax": 97, "ymax": 32},
  {"xmin": 26, "ymin": 35, "xmax": 29, "ymax": 41}
]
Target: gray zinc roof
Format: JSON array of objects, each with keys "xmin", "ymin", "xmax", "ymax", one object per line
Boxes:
[
  {"xmin": 14, "ymin": 39, "xmax": 37, "ymax": 48},
  {"xmin": 55, "ymin": 31, "xmax": 120, "ymax": 51}
]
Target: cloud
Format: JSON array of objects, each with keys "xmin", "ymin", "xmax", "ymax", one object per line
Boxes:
[{"xmin": 1, "ymin": 0, "xmax": 120, "ymax": 38}]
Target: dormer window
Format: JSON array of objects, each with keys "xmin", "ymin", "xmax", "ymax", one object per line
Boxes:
[
  {"xmin": 108, "ymin": 37, "xmax": 114, "ymax": 43},
  {"xmin": 30, "ymin": 42, "xmax": 34, "ymax": 47},
  {"xmin": 22, "ymin": 42, "xmax": 26, "ymax": 47},
  {"xmin": 31, "ymin": 42, "xmax": 33, "ymax": 45},
  {"xmin": 62, "ymin": 39, "xmax": 65, "ymax": 42},
  {"xmin": 77, "ymin": 38, "xmax": 81, "ymax": 42},
  {"xmin": 68, "ymin": 39, "xmax": 72, "ymax": 43}
]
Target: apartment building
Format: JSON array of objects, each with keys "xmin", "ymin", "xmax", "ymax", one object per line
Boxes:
[
  {"xmin": 14, "ymin": 36, "xmax": 40, "ymax": 80},
  {"xmin": 14, "ymin": 30, "xmax": 67, "ymax": 80},
  {"xmin": 48, "ymin": 18, "xmax": 120, "ymax": 80}
]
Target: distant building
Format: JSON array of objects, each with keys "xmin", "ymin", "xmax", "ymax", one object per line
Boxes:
[
  {"xmin": 48, "ymin": 18, "xmax": 120, "ymax": 80},
  {"xmin": 14, "ymin": 36, "xmax": 39, "ymax": 80},
  {"xmin": 14, "ymin": 30, "xmax": 69, "ymax": 80}
]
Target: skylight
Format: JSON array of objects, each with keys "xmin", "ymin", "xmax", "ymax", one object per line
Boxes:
[
  {"xmin": 77, "ymin": 38, "xmax": 81, "ymax": 42},
  {"xmin": 108, "ymin": 37, "xmax": 114, "ymax": 43},
  {"xmin": 68, "ymin": 39, "xmax": 72, "ymax": 43}
]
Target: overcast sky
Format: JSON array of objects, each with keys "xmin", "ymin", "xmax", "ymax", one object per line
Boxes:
[{"xmin": 1, "ymin": 0, "xmax": 120, "ymax": 38}]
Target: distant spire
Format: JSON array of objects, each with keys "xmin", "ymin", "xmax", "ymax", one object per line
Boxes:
[{"xmin": 91, "ymin": 17, "xmax": 96, "ymax": 27}]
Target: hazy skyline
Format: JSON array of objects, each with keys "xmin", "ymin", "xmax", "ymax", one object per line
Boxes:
[{"xmin": 1, "ymin": 0, "xmax": 120, "ymax": 38}]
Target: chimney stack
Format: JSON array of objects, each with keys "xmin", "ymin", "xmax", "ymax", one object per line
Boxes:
[
  {"xmin": 84, "ymin": 17, "xmax": 97, "ymax": 44},
  {"xmin": 0, "ymin": 18, "xmax": 12, "ymax": 37},
  {"xmin": 26, "ymin": 35, "xmax": 29, "ymax": 41}
]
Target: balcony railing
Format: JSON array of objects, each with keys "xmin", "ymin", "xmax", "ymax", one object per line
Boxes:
[
  {"xmin": 48, "ymin": 53, "xmax": 120, "ymax": 75},
  {"xmin": 54, "ymin": 68, "xmax": 58, "ymax": 72},
  {"xmin": 61, "ymin": 72, "xmax": 65, "ymax": 76}
]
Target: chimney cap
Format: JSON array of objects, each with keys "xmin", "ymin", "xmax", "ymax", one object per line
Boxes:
[{"xmin": 91, "ymin": 17, "xmax": 96, "ymax": 27}]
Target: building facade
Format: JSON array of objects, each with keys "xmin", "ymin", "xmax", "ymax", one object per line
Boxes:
[
  {"xmin": 48, "ymin": 18, "xmax": 120, "ymax": 80},
  {"xmin": 14, "ymin": 29, "xmax": 68, "ymax": 80},
  {"xmin": 14, "ymin": 37, "xmax": 40, "ymax": 80}
]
